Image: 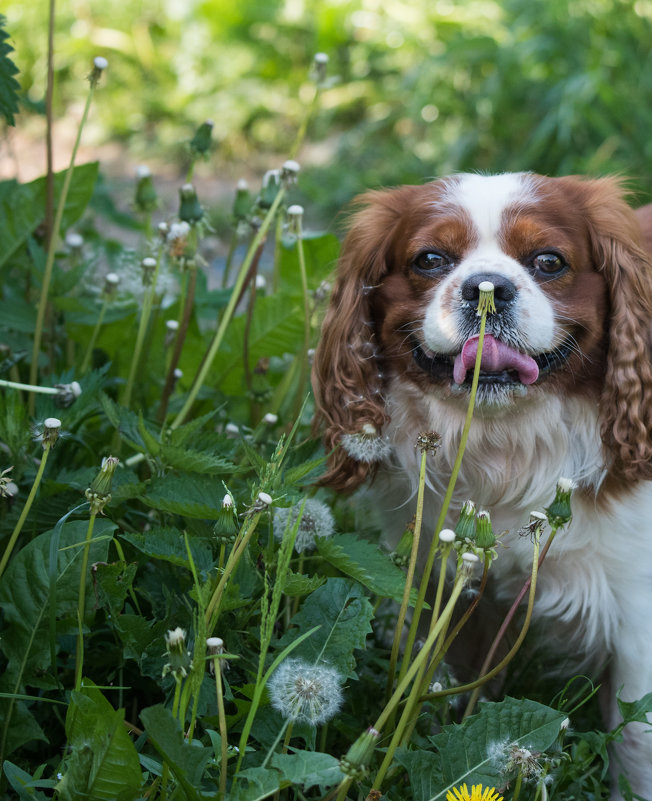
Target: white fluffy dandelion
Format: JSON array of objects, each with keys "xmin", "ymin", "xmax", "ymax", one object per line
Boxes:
[
  {"xmin": 273, "ymin": 498, "xmax": 335, "ymax": 553},
  {"xmin": 267, "ymin": 658, "xmax": 343, "ymax": 726},
  {"xmin": 340, "ymin": 423, "xmax": 391, "ymax": 464}
]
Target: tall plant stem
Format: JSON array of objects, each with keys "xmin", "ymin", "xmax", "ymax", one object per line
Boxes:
[
  {"xmin": 74, "ymin": 512, "xmax": 97, "ymax": 691},
  {"xmin": 29, "ymin": 78, "xmax": 98, "ymax": 411},
  {"xmin": 45, "ymin": 0, "xmax": 55, "ymax": 248},
  {"xmin": 291, "ymin": 223, "xmax": 312, "ymax": 423},
  {"xmin": 171, "ymin": 188, "xmax": 286, "ymax": 430},
  {"xmin": 211, "ymin": 656, "xmax": 229, "ymax": 799},
  {"xmin": 80, "ymin": 297, "xmax": 109, "ymax": 373},
  {"xmin": 0, "ymin": 444, "xmax": 52, "ymax": 579}
]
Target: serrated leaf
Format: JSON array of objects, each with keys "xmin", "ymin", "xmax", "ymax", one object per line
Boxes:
[
  {"xmin": 140, "ymin": 704, "xmax": 212, "ymax": 795},
  {"xmin": 425, "ymin": 697, "xmax": 568, "ymax": 800},
  {"xmin": 617, "ymin": 691, "xmax": 652, "ymax": 726},
  {"xmin": 276, "ymin": 578, "xmax": 373, "ymax": 678},
  {"xmin": 271, "ymin": 751, "xmax": 344, "ymax": 789},
  {"xmin": 94, "ymin": 561, "xmax": 137, "ymax": 619},
  {"xmin": 281, "ymin": 570, "xmax": 326, "ymax": 597},
  {"xmin": 120, "ymin": 527, "xmax": 215, "ymax": 574},
  {"xmin": 0, "ymin": 163, "xmax": 99, "ymax": 270},
  {"xmin": 62, "ymin": 683, "xmax": 142, "ymax": 801},
  {"xmin": 140, "ymin": 473, "xmax": 225, "ymax": 518},
  {"xmin": 316, "ymin": 533, "xmax": 418, "ymax": 604},
  {"xmin": 0, "ymin": 15, "xmax": 20, "ymax": 126},
  {"xmin": 158, "ymin": 444, "xmax": 235, "ymax": 475}
]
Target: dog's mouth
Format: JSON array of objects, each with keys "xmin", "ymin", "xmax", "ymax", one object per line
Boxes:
[{"xmin": 412, "ymin": 333, "xmax": 573, "ymax": 388}]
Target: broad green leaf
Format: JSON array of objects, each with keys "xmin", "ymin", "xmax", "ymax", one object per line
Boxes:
[
  {"xmin": 0, "ymin": 15, "xmax": 20, "ymax": 126},
  {"xmin": 120, "ymin": 527, "xmax": 215, "ymax": 574},
  {"xmin": 271, "ymin": 751, "xmax": 344, "ymax": 789},
  {"xmin": 275, "ymin": 578, "xmax": 373, "ymax": 679},
  {"xmin": 231, "ymin": 765, "xmax": 280, "ymax": 801},
  {"xmin": 140, "ymin": 473, "xmax": 226, "ymax": 518},
  {"xmin": 316, "ymin": 533, "xmax": 419, "ymax": 603},
  {"xmin": 140, "ymin": 704, "xmax": 212, "ymax": 796},
  {"xmin": 277, "ymin": 231, "xmax": 340, "ymax": 292},
  {"xmin": 62, "ymin": 683, "xmax": 141, "ymax": 801},
  {"xmin": 281, "ymin": 570, "xmax": 326, "ymax": 597},
  {"xmin": 0, "ymin": 162, "xmax": 99, "ymax": 270},
  {"xmin": 2, "ymin": 759, "xmax": 54, "ymax": 800},
  {"xmin": 158, "ymin": 444, "xmax": 236, "ymax": 475},
  {"xmin": 426, "ymin": 697, "xmax": 568, "ymax": 800},
  {"xmin": 94, "ymin": 561, "xmax": 138, "ymax": 619}
]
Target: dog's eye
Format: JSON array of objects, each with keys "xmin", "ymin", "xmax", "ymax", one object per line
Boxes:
[
  {"xmin": 412, "ymin": 251, "xmax": 452, "ymax": 275},
  {"xmin": 532, "ymin": 252, "xmax": 566, "ymax": 275}
]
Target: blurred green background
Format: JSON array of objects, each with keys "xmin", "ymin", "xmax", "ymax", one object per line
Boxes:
[{"xmin": 3, "ymin": 0, "xmax": 652, "ymax": 221}]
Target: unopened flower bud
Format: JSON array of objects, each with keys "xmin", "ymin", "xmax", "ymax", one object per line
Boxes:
[
  {"xmin": 134, "ymin": 165, "xmax": 158, "ymax": 213},
  {"xmin": 259, "ymin": 169, "xmax": 281, "ymax": 209},
  {"xmin": 311, "ymin": 52, "xmax": 330, "ymax": 85},
  {"xmin": 206, "ymin": 636, "xmax": 225, "ymax": 674},
  {"xmin": 262, "ymin": 412, "xmax": 278, "ymax": 425},
  {"xmin": 85, "ymin": 455, "xmax": 119, "ymax": 515},
  {"xmin": 178, "ymin": 183, "xmax": 204, "ymax": 224},
  {"xmin": 475, "ymin": 510, "xmax": 496, "ymax": 549},
  {"xmin": 163, "ymin": 627, "xmax": 191, "ymax": 679},
  {"xmin": 141, "ymin": 257, "xmax": 157, "ymax": 286},
  {"xmin": 281, "ymin": 159, "xmax": 300, "ymax": 186},
  {"xmin": 455, "ymin": 500, "xmax": 477, "ymax": 542},
  {"xmin": 65, "ymin": 232, "xmax": 84, "ymax": 251},
  {"xmin": 88, "ymin": 56, "xmax": 108, "ymax": 87},
  {"xmin": 165, "ymin": 319, "xmax": 179, "ymax": 347},
  {"xmin": 287, "ymin": 204, "xmax": 304, "ymax": 235},
  {"xmin": 340, "ymin": 726, "xmax": 380, "ymax": 780},
  {"xmin": 188, "ymin": 120, "xmax": 214, "ymax": 159},
  {"xmin": 54, "ymin": 381, "xmax": 82, "ymax": 409},
  {"xmin": 232, "ymin": 178, "xmax": 251, "ymax": 221},
  {"xmin": 257, "ymin": 491, "xmax": 273, "ymax": 508},
  {"xmin": 390, "ymin": 519, "xmax": 414, "ymax": 566},
  {"xmin": 438, "ymin": 528, "xmax": 456, "ymax": 544},
  {"xmin": 215, "ymin": 492, "xmax": 237, "ymax": 541},
  {"xmin": 103, "ymin": 272, "xmax": 120, "ymax": 296},
  {"xmin": 545, "ymin": 477, "xmax": 576, "ymax": 527},
  {"xmin": 41, "ymin": 418, "xmax": 62, "ymax": 449}
]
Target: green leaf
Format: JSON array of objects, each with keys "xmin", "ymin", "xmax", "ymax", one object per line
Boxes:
[
  {"xmin": 61, "ymin": 683, "xmax": 141, "ymax": 801},
  {"xmin": 158, "ymin": 444, "xmax": 236, "ymax": 475},
  {"xmin": 0, "ymin": 162, "xmax": 99, "ymax": 270},
  {"xmin": 424, "ymin": 697, "xmax": 568, "ymax": 800},
  {"xmin": 278, "ymin": 232, "xmax": 340, "ymax": 292},
  {"xmin": 281, "ymin": 570, "xmax": 326, "ymax": 597},
  {"xmin": 275, "ymin": 578, "xmax": 373, "ymax": 679},
  {"xmin": 271, "ymin": 751, "xmax": 344, "ymax": 789},
  {"xmin": 2, "ymin": 759, "xmax": 54, "ymax": 800},
  {"xmin": 316, "ymin": 533, "xmax": 418, "ymax": 604},
  {"xmin": 140, "ymin": 473, "xmax": 227, "ymax": 518},
  {"xmin": 231, "ymin": 765, "xmax": 280, "ymax": 801},
  {"xmin": 94, "ymin": 561, "xmax": 138, "ymax": 619},
  {"xmin": 0, "ymin": 15, "xmax": 20, "ymax": 126},
  {"xmin": 617, "ymin": 691, "xmax": 652, "ymax": 725},
  {"xmin": 120, "ymin": 527, "xmax": 215, "ymax": 574},
  {"xmin": 139, "ymin": 704, "xmax": 212, "ymax": 796}
]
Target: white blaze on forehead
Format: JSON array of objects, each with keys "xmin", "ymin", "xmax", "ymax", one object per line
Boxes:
[{"xmin": 442, "ymin": 172, "xmax": 538, "ymax": 243}]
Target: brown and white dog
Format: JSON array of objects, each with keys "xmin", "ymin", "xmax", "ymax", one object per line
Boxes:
[{"xmin": 312, "ymin": 173, "xmax": 652, "ymax": 798}]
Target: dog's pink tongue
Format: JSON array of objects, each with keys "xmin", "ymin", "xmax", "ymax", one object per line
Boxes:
[{"xmin": 453, "ymin": 334, "xmax": 539, "ymax": 385}]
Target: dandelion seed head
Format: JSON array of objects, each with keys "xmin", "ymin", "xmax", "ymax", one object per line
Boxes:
[
  {"xmin": 273, "ymin": 498, "xmax": 335, "ymax": 553},
  {"xmin": 267, "ymin": 658, "xmax": 343, "ymax": 725},
  {"xmin": 341, "ymin": 425, "xmax": 391, "ymax": 464}
]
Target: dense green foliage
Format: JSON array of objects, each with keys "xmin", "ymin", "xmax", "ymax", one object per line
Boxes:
[{"xmin": 2, "ymin": 2, "xmax": 652, "ymax": 799}]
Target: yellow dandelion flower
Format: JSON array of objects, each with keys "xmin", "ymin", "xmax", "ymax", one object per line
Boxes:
[{"xmin": 446, "ymin": 783, "xmax": 503, "ymax": 801}]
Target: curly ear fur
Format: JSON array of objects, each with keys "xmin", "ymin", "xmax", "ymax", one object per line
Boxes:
[
  {"xmin": 312, "ymin": 188, "xmax": 411, "ymax": 491},
  {"xmin": 581, "ymin": 177, "xmax": 652, "ymax": 481}
]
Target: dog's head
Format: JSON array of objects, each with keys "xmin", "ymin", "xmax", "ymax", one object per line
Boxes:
[{"xmin": 312, "ymin": 173, "xmax": 652, "ymax": 490}]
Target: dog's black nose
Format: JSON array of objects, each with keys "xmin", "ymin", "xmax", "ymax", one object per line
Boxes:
[{"xmin": 461, "ymin": 272, "xmax": 516, "ymax": 312}]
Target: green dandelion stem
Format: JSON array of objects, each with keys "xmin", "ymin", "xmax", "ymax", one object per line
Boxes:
[
  {"xmin": 29, "ymin": 79, "xmax": 98, "ymax": 410},
  {"xmin": 74, "ymin": 511, "xmax": 97, "ymax": 691},
  {"xmin": 171, "ymin": 187, "xmax": 286, "ymax": 429},
  {"xmin": 0, "ymin": 378, "xmax": 59, "ymax": 396},
  {"xmin": 80, "ymin": 296, "xmax": 109, "ymax": 373},
  {"xmin": 211, "ymin": 655, "xmax": 229, "ymax": 799},
  {"xmin": 0, "ymin": 443, "xmax": 52, "ymax": 580}
]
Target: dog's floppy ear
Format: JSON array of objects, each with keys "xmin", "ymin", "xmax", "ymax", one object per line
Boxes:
[
  {"xmin": 312, "ymin": 187, "xmax": 409, "ymax": 491},
  {"xmin": 582, "ymin": 177, "xmax": 652, "ymax": 481}
]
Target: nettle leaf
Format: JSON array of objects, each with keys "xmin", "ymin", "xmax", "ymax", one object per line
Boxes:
[
  {"xmin": 0, "ymin": 162, "xmax": 99, "ymax": 270},
  {"xmin": 271, "ymin": 751, "xmax": 344, "ymax": 789},
  {"xmin": 94, "ymin": 561, "xmax": 138, "ymax": 619},
  {"xmin": 316, "ymin": 533, "xmax": 418, "ymax": 604},
  {"xmin": 62, "ymin": 683, "xmax": 141, "ymax": 801},
  {"xmin": 140, "ymin": 704, "xmax": 212, "ymax": 793},
  {"xmin": 276, "ymin": 578, "xmax": 373, "ymax": 679},
  {"xmin": 281, "ymin": 570, "xmax": 326, "ymax": 597},
  {"xmin": 140, "ymin": 473, "xmax": 225, "ymax": 518},
  {"xmin": 121, "ymin": 527, "xmax": 215, "ymax": 574},
  {"xmin": 158, "ymin": 444, "xmax": 236, "ymax": 475},
  {"xmin": 0, "ymin": 15, "xmax": 20, "ymax": 126},
  {"xmin": 423, "ymin": 696, "xmax": 568, "ymax": 800}
]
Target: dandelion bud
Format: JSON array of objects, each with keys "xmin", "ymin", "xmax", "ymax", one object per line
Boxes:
[
  {"xmin": 88, "ymin": 56, "xmax": 108, "ymax": 87},
  {"xmin": 232, "ymin": 178, "xmax": 251, "ymax": 222},
  {"xmin": 188, "ymin": 120, "xmax": 214, "ymax": 159},
  {"xmin": 103, "ymin": 272, "xmax": 120, "ymax": 297},
  {"xmin": 214, "ymin": 493, "xmax": 237, "ymax": 541},
  {"xmin": 273, "ymin": 499, "xmax": 335, "ymax": 553},
  {"xmin": 157, "ymin": 221, "xmax": 170, "ymax": 239},
  {"xmin": 140, "ymin": 257, "xmax": 157, "ymax": 286},
  {"xmin": 257, "ymin": 491, "xmax": 273, "ymax": 508},
  {"xmin": 54, "ymin": 381, "xmax": 82, "ymax": 409},
  {"xmin": 475, "ymin": 510, "xmax": 496, "ymax": 549},
  {"xmin": 311, "ymin": 52, "xmax": 330, "ymax": 85},
  {"xmin": 438, "ymin": 528, "xmax": 456, "ymax": 544},
  {"xmin": 41, "ymin": 418, "xmax": 62, "ymax": 449},
  {"xmin": 340, "ymin": 726, "xmax": 380, "ymax": 780},
  {"xmin": 259, "ymin": 169, "xmax": 281, "ymax": 208},
  {"xmin": 206, "ymin": 636, "xmax": 225, "ymax": 674},
  {"xmin": 85, "ymin": 455, "xmax": 119, "ymax": 515},
  {"xmin": 545, "ymin": 477, "xmax": 576, "ymax": 527},
  {"xmin": 224, "ymin": 422, "xmax": 239, "ymax": 438},
  {"xmin": 262, "ymin": 412, "xmax": 278, "ymax": 425},
  {"xmin": 178, "ymin": 183, "xmax": 204, "ymax": 224},
  {"xmin": 461, "ymin": 551, "xmax": 479, "ymax": 579},
  {"xmin": 163, "ymin": 627, "xmax": 191, "ymax": 680},
  {"xmin": 267, "ymin": 658, "xmax": 343, "ymax": 726},
  {"xmin": 281, "ymin": 159, "xmax": 300, "ymax": 186},
  {"xmin": 65, "ymin": 232, "xmax": 84, "ymax": 251},
  {"xmin": 287, "ymin": 204, "xmax": 304, "ymax": 235},
  {"xmin": 476, "ymin": 280, "xmax": 496, "ymax": 316},
  {"xmin": 134, "ymin": 165, "xmax": 158, "ymax": 213},
  {"xmin": 165, "ymin": 319, "xmax": 179, "ymax": 347},
  {"xmin": 391, "ymin": 518, "xmax": 414, "ymax": 566},
  {"xmin": 454, "ymin": 500, "xmax": 477, "ymax": 542}
]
